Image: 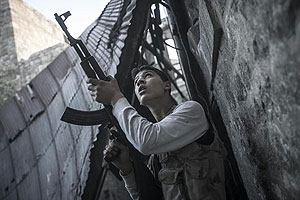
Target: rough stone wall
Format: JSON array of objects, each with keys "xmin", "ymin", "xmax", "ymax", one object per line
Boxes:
[
  {"xmin": 9, "ymin": 0, "xmax": 66, "ymax": 61},
  {"xmin": 18, "ymin": 43, "xmax": 67, "ymax": 86},
  {"xmin": 0, "ymin": 0, "xmax": 67, "ymax": 106},
  {"xmin": 0, "ymin": 55, "xmax": 21, "ymax": 107},
  {"xmin": 0, "ymin": 43, "xmax": 67, "ymax": 106},
  {"xmin": 0, "ymin": 0, "xmax": 20, "ymax": 106},
  {"xmin": 185, "ymin": 0, "xmax": 300, "ymax": 199},
  {"xmin": 0, "ymin": 0, "xmax": 17, "ymax": 62}
]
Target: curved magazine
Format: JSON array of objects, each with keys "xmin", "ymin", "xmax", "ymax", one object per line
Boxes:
[{"xmin": 61, "ymin": 107, "xmax": 110, "ymax": 126}]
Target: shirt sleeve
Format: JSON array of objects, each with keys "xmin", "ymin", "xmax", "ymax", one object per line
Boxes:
[
  {"xmin": 112, "ymin": 98, "xmax": 209, "ymax": 155},
  {"xmin": 120, "ymin": 170, "xmax": 140, "ymax": 200}
]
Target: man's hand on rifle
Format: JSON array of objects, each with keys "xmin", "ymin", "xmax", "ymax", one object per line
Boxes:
[
  {"xmin": 104, "ymin": 139, "xmax": 133, "ymax": 176},
  {"xmin": 88, "ymin": 76, "xmax": 124, "ymax": 105}
]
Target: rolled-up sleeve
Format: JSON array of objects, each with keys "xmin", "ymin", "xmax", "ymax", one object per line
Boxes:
[{"xmin": 112, "ymin": 98, "xmax": 209, "ymax": 155}]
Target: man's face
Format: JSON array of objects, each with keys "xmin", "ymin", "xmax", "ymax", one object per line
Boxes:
[{"xmin": 134, "ymin": 69, "xmax": 169, "ymax": 106}]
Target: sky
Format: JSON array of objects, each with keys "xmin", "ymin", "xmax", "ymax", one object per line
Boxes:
[
  {"xmin": 23, "ymin": 0, "xmax": 110, "ymax": 38},
  {"xmin": 22, "ymin": 0, "xmax": 178, "ymax": 58}
]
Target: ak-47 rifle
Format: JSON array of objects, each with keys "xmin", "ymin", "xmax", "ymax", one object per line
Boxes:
[
  {"xmin": 54, "ymin": 11, "xmax": 163, "ymax": 199},
  {"xmin": 54, "ymin": 11, "xmax": 112, "ymax": 127}
]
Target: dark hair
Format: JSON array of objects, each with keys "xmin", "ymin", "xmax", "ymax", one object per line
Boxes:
[{"xmin": 131, "ymin": 64, "xmax": 169, "ymax": 82}]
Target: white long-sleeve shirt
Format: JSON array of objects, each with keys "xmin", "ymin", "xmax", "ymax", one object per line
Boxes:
[
  {"xmin": 112, "ymin": 98, "xmax": 209, "ymax": 155},
  {"xmin": 112, "ymin": 98, "xmax": 209, "ymax": 199}
]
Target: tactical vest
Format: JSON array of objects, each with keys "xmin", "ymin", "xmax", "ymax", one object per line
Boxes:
[{"xmin": 156, "ymin": 131, "xmax": 226, "ymax": 200}]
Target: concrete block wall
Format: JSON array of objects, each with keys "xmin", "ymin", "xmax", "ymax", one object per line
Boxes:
[{"xmin": 184, "ymin": 0, "xmax": 300, "ymax": 199}]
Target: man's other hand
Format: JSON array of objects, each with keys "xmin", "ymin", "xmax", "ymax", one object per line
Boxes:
[{"xmin": 104, "ymin": 139, "xmax": 133, "ymax": 175}]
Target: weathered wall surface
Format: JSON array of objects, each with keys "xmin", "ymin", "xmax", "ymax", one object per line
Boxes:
[
  {"xmin": 9, "ymin": 0, "xmax": 66, "ymax": 61},
  {"xmin": 0, "ymin": 0, "xmax": 67, "ymax": 106},
  {"xmin": 0, "ymin": 0, "xmax": 18, "ymax": 62},
  {"xmin": 18, "ymin": 43, "xmax": 67, "ymax": 86},
  {"xmin": 0, "ymin": 43, "xmax": 67, "ymax": 105},
  {"xmin": 185, "ymin": 0, "xmax": 300, "ymax": 199},
  {"xmin": 0, "ymin": 0, "xmax": 19, "ymax": 106}
]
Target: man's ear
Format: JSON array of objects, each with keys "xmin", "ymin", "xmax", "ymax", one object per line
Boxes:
[{"xmin": 164, "ymin": 81, "xmax": 171, "ymax": 91}]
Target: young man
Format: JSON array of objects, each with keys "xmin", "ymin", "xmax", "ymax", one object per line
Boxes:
[{"xmin": 88, "ymin": 65, "xmax": 226, "ymax": 200}]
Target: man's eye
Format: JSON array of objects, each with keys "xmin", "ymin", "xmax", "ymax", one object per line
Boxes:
[{"xmin": 145, "ymin": 73, "xmax": 152, "ymax": 78}]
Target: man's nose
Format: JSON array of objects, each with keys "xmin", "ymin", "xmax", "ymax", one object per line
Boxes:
[{"xmin": 136, "ymin": 78, "xmax": 145, "ymax": 86}]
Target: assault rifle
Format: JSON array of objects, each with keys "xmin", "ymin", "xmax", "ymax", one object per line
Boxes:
[
  {"xmin": 54, "ymin": 11, "xmax": 112, "ymax": 127},
  {"xmin": 54, "ymin": 11, "xmax": 163, "ymax": 199}
]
